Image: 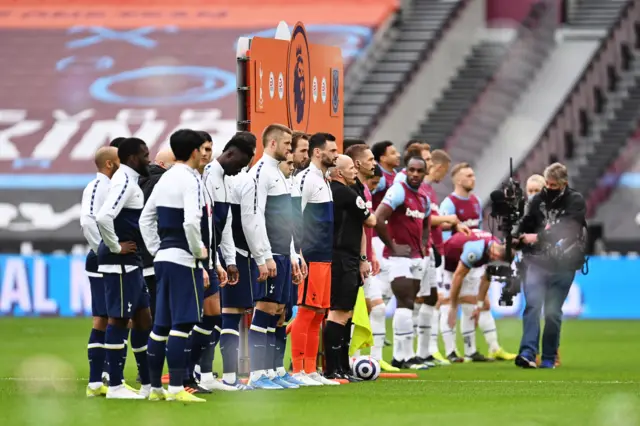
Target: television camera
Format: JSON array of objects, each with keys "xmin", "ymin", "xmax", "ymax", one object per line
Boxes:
[{"xmin": 487, "ymin": 158, "xmax": 526, "ymax": 306}]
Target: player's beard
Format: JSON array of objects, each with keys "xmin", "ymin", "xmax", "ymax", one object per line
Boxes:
[{"xmin": 321, "ymin": 155, "xmax": 334, "ymax": 169}]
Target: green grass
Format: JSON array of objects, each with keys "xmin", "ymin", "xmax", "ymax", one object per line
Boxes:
[{"xmin": 1, "ymin": 318, "xmax": 639, "ymax": 426}]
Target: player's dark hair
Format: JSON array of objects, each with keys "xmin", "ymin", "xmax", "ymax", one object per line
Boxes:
[
  {"xmin": 403, "ymin": 147, "xmax": 424, "ymax": 166},
  {"xmin": 343, "ymin": 138, "xmax": 366, "ymax": 153},
  {"xmin": 371, "ymin": 140, "xmax": 394, "ymax": 162},
  {"xmin": 406, "ymin": 155, "xmax": 427, "ymax": 170},
  {"xmin": 196, "ymin": 130, "xmax": 212, "ymax": 143},
  {"xmin": 117, "ymin": 138, "xmax": 147, "ymax": 164},
  {"xmin": 403, "ymin": 140, "xmax": 424, "ymax": 154},
  {"xmin": 170, "ymin": 129, "xmax": 205, "ymax": 162},
  {"xmin": 223, "ymin": 131, "xmax": 256, "ymax": 159},
  {"xmin": 308, "ymin": 132, "xmax": 336, "ymax": 153},
  {"xmin": 373, "ymin": 164, "xmax": 383, "ymax": 177},
  {"xmin": 291, "ymin": 131, "xmax": 310, "ymax": 152},
  {"xmin": 110, "ymin": 137, "xmax": 126, "ymax": 148}
]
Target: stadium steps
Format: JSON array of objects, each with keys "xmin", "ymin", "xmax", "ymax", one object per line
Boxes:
[
  {"xmin": 408, "ymin": 41, "xmax": 508, "ymax": 149},
  {"xmin": 344, "ymin": 0, "xmax": 466, "ymax": 139},
  {"xmin": 572, "ymin": 58, "xmax": 640, "ymax": 201},
  {"xmin": 568, "ymin": 0, "xmax": 630, "ymax": 29}
]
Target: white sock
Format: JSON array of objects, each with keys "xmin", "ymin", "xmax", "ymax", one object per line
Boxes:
[
  {"xmin": 168, "ymin": 385, "xmax": 183, "ymax": 394},
  {"xmin": 393, "ymin": 308, "xmax": 413, "ymax": 361},
  {"xmin": 429, "ymin": 306, "xmax": 440, "ymax": 355},
  {"xmin": 276, "ymin": 366, "xmax": 287, "ymax": 377},
  {"xmin": 266, "ymin": 369, "xmax": 276, "ymax": 379},
  {"xmin": 250, "ymin": 370, "xmax": 266, "ymax": 381},
  {"xmin": 223, "ymin": 372, "xmax": 237, "ymax": 384},
  {"xmin": 200, "ymin": 372, "xmax": 214, "ymax": 383},
  {"xmin": 439, "ymin": 304, "xmax": 457, "ymax": 355},
  {"xmin": 369, "ymin": 304, "xmax": 386, "ymax": 361},
  {"xmin": 412, "ymin": 302, "xmax": 422, "ymax": 337},
  {"xmin": 460, "ymin": 304, "xmax": 477, "ymax": 356},
  {"xmin": 479, "ymin": 310, "xmax": 500, "ymax": 353},
  {"xmin": 417, "ymin": 304, "xmax": 434, "ymax": 359}
]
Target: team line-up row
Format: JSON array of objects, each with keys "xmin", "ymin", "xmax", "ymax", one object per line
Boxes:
[{"xmin": 80, "ymin": 126, "xmax": 520, "ymax": 402}]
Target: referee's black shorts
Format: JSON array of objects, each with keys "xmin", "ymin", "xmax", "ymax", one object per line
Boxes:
[{"xmin": 330, "ymin": 254, "xmax": 361, "ymax": 312}]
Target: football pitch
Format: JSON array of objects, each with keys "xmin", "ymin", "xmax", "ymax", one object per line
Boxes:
[{"xmin": 1, "ymin": 318, "xmax": 639, "ymax": 426}]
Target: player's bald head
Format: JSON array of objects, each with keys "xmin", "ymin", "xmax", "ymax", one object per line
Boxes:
[
  {"xmin": 94, "ymin": 146, "xmax": 118, "ymax": 169},
  {"xmin": 155, "ymin": 149, "xmax": 176, "ymax": 169},
  {"xmin": 335, "ymin": 154, "xmax": 353, "ymax": 171}
]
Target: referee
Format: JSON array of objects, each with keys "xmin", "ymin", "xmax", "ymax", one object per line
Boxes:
[{"xmin": 323, "ymin": 155, "xmax": 376, "ymax": 381}]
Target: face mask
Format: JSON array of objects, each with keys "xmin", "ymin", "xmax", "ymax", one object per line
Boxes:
[
  {"xmin": 542, "ymin": 187, "xmax": 561, "ymax": 200},
  {"xmin": 528, "ymin": 194, "xmax": 536, "ymax": 201}
]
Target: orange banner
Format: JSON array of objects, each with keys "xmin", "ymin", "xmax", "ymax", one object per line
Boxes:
[
  {"xmin": 248, "ymin": 22, "xmax": 344, "ymax": 156},
  {"xmin": 0, "ymin": 3, "xmax": 397, "ymax": 28}
]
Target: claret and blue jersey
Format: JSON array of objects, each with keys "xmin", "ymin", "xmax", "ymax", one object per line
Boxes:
[{"xmin": 440, "ymin": 193, "xmax": 483, "ymax": 241}]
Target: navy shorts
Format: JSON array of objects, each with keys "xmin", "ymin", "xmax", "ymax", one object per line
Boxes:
[
  {"xmin": 89, "ymin": 275, "xmax": 107, "ymax": 317},
  {"xmin": 285, "ymin": 259, "xmax": 301, "ymax": 321},
  {"xmin": 204, "ymin": 268, "xmax": 220, "ymax": 298},
  {"xmin": 253, "ymin": 254, "xmax": 291, "ymax": 304},
  {"xmin": 154, "ymin": 261, "xmax": 204, "ymax": 328},
  {"xmin": 221, "ymin": 252, "xmax": 256, "ymax": 309},
  {"xmin": 103, "ymin": 268, "xmax": 150, "ymax": 319}
]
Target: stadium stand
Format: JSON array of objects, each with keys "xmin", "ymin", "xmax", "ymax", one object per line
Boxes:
[
  {"xmin": 411, "ymin": 1, "xmax": 556, "ymax": 201},
  {"xmin": 411, "ymin": 41, "xmax": 508, "ymax": 152},
  {"xmin": 510, "ymin": 0, "xmax": 638, "ymax": 203},
  {"xmin": 568, "ymin": 0, "xmax": 631, "ymax": 28},
  {"xmin": 344, "ymin": 0, "xmax": 473, "ymax": 139}
]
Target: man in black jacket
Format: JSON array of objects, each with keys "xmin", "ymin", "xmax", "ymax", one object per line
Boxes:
[
  {"xmin": 138, "ymin": 148, "xmax": 176, "ymax": 321},
  {"xmin": 513, "ymin": 163, "xmax": 586, "ymax": 369}
]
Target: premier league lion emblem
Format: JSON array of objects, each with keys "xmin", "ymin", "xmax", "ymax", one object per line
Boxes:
[
  {"xmin": 293, "ymin": 46, "xmax": 306, "ymax": 124},
  {"xmin": 331, "ymin": 68, "xmax": 339, "ymax": 115},
  {"xmin": 287, "ymin": 23, "xmax": 311, "ymax": 131}
]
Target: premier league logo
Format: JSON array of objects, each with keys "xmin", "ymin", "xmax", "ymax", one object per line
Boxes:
[
  {"xmin": 293, "ymin": 46, "xmax": 306, "ymax": 124},
  {"xmin": 331, "ymin": 68, "xmax": 340, "ymax": 115},
  {"xmin": 287, "ymin": 23, "xmax": 311, "ymax": 131}
]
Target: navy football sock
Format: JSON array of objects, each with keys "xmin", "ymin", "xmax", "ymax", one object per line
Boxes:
[
  {"xmin": 120, "ymin": 329, "xmax": 130, "ymax": 381},
  {"xmin": 105, "ymin": 324, "xmax": 127, "ymax": 387},
  {"xmin": 275, "ymin": 326, "xmax": 287, "ymax": 373},
  {"xmin": 189, "ymin": 317, "xmax": 214, "ymax": 377},
  {"xmin": 220, "ymin": 313, "xmax": 242, "ymax": 380},
  {"xmin": 147, "ymin": 326, "xmax": 169, "ymax": 389},
  {"xmin": 200, "ymin": 315, "xmax": 222, "ymax": 374},
  {"xmin": 248, "ymin": 309, "xmax": 270, "ymax": 373},
  {"xmin": 88, "ymin": 328, "xmax": 106, "ymax": 384},
  {"xmin": 266, "ymin": 315, "xmax": 279, "ymax": 372},
  {"xmin": 130, "ymin": 329, "xmax": 151, "ymax": 385},
  {"xmin": 166, "ymin": 325, "xmax": 193, "ymax": 388}
]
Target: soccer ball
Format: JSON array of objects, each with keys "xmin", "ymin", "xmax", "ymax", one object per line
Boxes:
[{"xmin": 351, "ymin": 356, "xmax": 380, "ymax": 381}]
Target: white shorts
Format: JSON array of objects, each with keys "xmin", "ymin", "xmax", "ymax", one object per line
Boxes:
[
  {"xmin": 417, "ymin": 252, "xmax": 437, "ymax": 297},
  {"xmin": 386, "ymin": 256, "xmax": 427, "ymax": 282},
  {"xmin": 363, "ymin": 276, "xmax": 383, "ymax": 301},
  {"xmin": 371, "ymin": 236, "xmax": 387, "ymax": 270},
  {"xmin": 442, "ymin": 265, "xmax": 485, "ymax": 299}
]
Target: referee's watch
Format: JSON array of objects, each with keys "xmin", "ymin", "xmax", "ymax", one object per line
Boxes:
[{"xmin": 359, "ymin": 254, "xmax": 368, "ymax": 262}]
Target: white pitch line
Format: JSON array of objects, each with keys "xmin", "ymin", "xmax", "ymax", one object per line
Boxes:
[
  {"xmin": 383, "ymin": 379, "xmax": 640, "ymax": 384},
  {"xmin": 0, "ymin": 378, "xmax": 638, "ymax": 385}
]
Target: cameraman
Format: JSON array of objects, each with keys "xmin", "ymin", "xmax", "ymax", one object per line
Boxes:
[{"xmin": 515, "ymin": 163, "xmax": 586, "ymax": 369}]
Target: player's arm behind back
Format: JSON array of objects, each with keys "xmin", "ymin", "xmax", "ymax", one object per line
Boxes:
[
  {"xmin": 183, "ymin": 171, "xmax": 207, "ymax": 260},
  {"xmin": 139, "ymin": 183, "xmax": 161, "ymax": 257}
]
